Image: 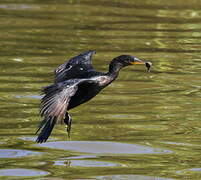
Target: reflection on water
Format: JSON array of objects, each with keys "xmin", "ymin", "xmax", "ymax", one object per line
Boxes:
[
  {"xmin": 176, "ymin": 168, "xmax": 201, "ymax": 176},
  {"xmin": 96, "ymin": 175, "xmax": 173, "ymax": 180},
  {"xmin": 0, "ymin": 0, "xmax": 201, "ymax": 179},
  {"xmin": 38, "ymin": 141, "xmax": 173, "ymax": 154},
  {"xmin": 54, "ymin": 159, "xmax": 123, "ymax": 167},
  {"xmin": 0, "ymin": 168, "xmax": 49, "ymax": 177},
  {"xmin": 0, "ymin": 149, "xmax": 40, "ymax": 158}
]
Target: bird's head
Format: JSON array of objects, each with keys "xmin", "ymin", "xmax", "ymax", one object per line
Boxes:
[{"xmin": 112, "ymin": 55, "xmax": 152, "ymax": 72}]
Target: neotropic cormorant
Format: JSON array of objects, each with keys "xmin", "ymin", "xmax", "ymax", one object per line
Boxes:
[{"xmin": 36, "ymin": 50, "xmax": 152, "ymax": 143}]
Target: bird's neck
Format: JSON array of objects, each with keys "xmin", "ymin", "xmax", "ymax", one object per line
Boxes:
[{"xmin": 106, "ymin": 60, "xmax": 123, "ymax": 79}]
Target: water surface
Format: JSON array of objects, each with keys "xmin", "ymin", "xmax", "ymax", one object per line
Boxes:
[{"xmin": 0, "ymin": 0, "xmax": 201, "ymax": 179}]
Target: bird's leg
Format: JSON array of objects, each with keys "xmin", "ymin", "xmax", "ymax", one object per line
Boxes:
[
  {"xmin": 67, "ymin": 115, "xmax": 72, "ymax": 138},
  {"xmin": 64, "ymin": 112, "xmax": 72, "ymax": 138}
]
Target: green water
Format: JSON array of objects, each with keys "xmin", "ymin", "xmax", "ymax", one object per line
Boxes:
[{"xmin": 0, "ymin": 0, "xmax": 201, "ymax": 179}]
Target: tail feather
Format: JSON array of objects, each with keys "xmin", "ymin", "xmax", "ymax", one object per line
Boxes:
[
  {"xmin": 35, "ymin": 117, "xmax": 48, "ymax": 135},
  {"xmin": 36, "ymin": 116, "xmax": 56, "ymax": 143}
]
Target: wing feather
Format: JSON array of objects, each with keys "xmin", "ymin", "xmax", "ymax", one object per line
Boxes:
[
  {"xmin": 36, "ymin": 78, "xmax": 98, "ymax": 143},
  {"xmin": 55, "ymin": 50, "xmax": 96, "ymax": 82},
  {"xmin": 40, "ymin": 81, "xmax": 78, "ymax": 123}
]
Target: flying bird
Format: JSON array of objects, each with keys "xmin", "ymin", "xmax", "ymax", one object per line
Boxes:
[{"xmin": 36, "ymin": 50, "xmax": 152, "ymax": 143}]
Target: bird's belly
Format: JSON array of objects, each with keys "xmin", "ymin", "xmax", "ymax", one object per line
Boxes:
[{"xmin": 68, "ymin": 84, "xmax": 102, "ymax": 110}]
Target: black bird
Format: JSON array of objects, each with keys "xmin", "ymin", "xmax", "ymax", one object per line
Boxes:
[{"xmin": 36, "ymin": 50, "xmax": 152, "ymax": 143}]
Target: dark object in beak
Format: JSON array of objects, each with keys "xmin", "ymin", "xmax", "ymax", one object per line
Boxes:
[
  {"xmin": 131, "ymin": 58, "xmax": 152, "ymax": 72},
  {"xmin": 145, "ymin": 62, "xmax": 152, "ymax": 72}
]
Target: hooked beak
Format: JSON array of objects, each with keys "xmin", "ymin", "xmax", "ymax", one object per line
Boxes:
[{"xmin": 131, "ymin": 58, "xmax": 152, "ymax": 72}]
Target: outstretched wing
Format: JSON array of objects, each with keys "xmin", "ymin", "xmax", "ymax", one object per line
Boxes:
[
  {"xmin": 36, "ymin": 78, "xmax": 94, "ymax": 143},
  {"xmin": 55, "ymin": 50, "xmax": 96, "ymax": 83},
  {"xmin": 40, "ymin": 80, "xmax": 77, "ymax": 120}
]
